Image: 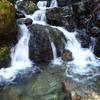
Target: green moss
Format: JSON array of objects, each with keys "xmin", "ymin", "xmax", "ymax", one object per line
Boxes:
[
  {"xmin": 18, "ymin": 1, "xmax": 38, "ymax": 14},
  {"xmin": 0, "ymin": 47, "xmax": 8, "ymax": 57},
  {"xmin": 0, "ymin": 0, "xmax": 16, "ymax": 35}
]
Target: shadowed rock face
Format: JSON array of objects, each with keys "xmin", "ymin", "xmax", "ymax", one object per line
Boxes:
[
  {"xmin": 46, "ymin": 7, "xmax": 75, "ymax": 32},
  {"xmin": 28, "ymin": 24, "xmax": 66, "ymax": 62},
  {"xmin": 94, "ymin": 37, "xmax": 100, "ymax": 57}
]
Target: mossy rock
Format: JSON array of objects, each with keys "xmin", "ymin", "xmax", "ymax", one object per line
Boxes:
[
  {"xmin": 7, "ymin": 0, "xmax": 14, "ymax": 4},
  {"xmin": 0, "ymin": 46, "xmax": 10, "ymax": 68},
  {"xmin": 0, "ymin": 0, "xmax": 16, "ymax": 36},
  {"xmin": 18, "ymin": 1, "xmax": 38, "ymax": 14}
]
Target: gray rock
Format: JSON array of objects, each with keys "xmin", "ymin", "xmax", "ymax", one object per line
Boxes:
[{"xmin": 28, "ymin": 24, "xmax": 66, "ymax": 62}]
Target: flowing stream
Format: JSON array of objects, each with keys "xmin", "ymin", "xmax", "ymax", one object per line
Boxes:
[{"xmin": 0, "ymin": 0, "xmax": 100, "ymax": 84}]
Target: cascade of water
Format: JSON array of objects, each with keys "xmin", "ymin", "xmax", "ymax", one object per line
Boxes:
[
  {"xmin": 0, "ymin": 24, "xmax": 32, "ymax": 81},
  {"xmin": 50, "ymin": 0, "xmax": 58, "ymax": 7},
  {"xmin": 25, "ymin": 1, "xmax": 47, "ymax": 25},
  {"xmin": 0, "ymin": 0, "xmax": 58, "ymax": 82},
  {"xmin": 56, "ymin": 27, "xmax": 100, "ymax": 75},
  {"xmin": 0, "ymin": 0, "xmax": 99, "ymax": 83},
  {"xmin": 50, "ymin": 42, "xmax": 62, "ymax": 65},
  {"xmin": 51, "ymin": 42, "xmax": 57, "ymax": 60}
]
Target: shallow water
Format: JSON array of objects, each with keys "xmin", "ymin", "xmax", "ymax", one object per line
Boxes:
[{"xmin": 0, "ymin": 64, "xmax": 100, "ymax": 100}]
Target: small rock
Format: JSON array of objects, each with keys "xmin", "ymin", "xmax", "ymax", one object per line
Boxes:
[
  {"xmin": 25, "ymin": 18, "xmax": 33, "ymax": 26},
  {"xmin": 61, "ymin": 49, "xmax": 73, "ymax": 61}
]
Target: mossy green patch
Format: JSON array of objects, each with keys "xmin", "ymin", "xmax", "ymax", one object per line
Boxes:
[
  {"xmin": 0, "ymin": 0, "xmax": 16, "ymax": 35},
  {"xmin": 0, "ymin": 47, "xmax": 8, "ymax": 57}
]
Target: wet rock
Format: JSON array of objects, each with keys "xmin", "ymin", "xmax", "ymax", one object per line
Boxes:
[
  {"xmin": 89, "ymin": 26, "xmax": 100, "ymax": 37},
  {"xmin": 76, "ymin": 30, "xmax": 91, "ymax": 48},
  {"xmin": 94, "ymin": 37, "xmax": 100, "ymax": 57},
  {"xmin": 46, "ymin": 7, "xmax": 75, "ymax": 31},
  {"xmin": 28, "ymin": 24, "xmax": 66, "ymax": 62},
  {"xmin": 31, "ymin": 68, "xmax": 65, "ymax": 100},
  {"xmin": 17, "ymin": 18, "xmax": 33, "ymax": 26},
  {"xmin": 17, "ymin": 0, "xmax": 38, "ymax": 14},
  {"xmin": 57, "ymin": 0, "xmax": 67, "ymax": 7},
  {"xmin": 73, "ymin": 1, "xmax": 88, "ymax": 29},
  {"xmin": 25, "ymin": 18, "xmax": 33, "ymax": 25},
  {"xmin": 61, "ymin": 49, "xmax": 73, "ymax": 61},
  {"xmin": 16, "ymin": 9, "xmax": 25, "ymax": 19},
  {"xmin": 0, "ymin": 0, "xmax": 17, "ymax": 36},
  {"xmin": 0, "ymin": 46, "xmax": 10, "ymax": 68},
  {"xmin": 95, "ymin": 11, "xmax": 100, "ymax": 28}
]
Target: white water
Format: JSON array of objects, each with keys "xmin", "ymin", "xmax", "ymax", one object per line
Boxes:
[
  {"xmin": 50, "ymin": 0, "xmax": 58, "ymax": 7},
  {"xmin": 0, "ymin": 0, "xmax": 47, "ymax": 82},
  {"xmin": 50, "ymin": 42, "xmax": 62, "ymax": 65},
  {"xmin": 56, "ymin": 27, "xmax": 100, "ymax": 75},
  {"xmin": 0, "ymin": 0, "xmax": 48, "ymax": 82},
  {"xmin": 0, "ymin": 0, "xmax": 100, "ymax": 83},
  {"xmin": 0, "ymin": 25, "xmax": 32, "ymax": 81},
  {"xmin": 25, "ymin": 1, "xmax": 47, "ymax": 25}
]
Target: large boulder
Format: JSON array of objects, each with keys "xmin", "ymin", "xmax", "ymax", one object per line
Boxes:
[
  {"xmin": 0, "ymin": 0, "xmax": 16, "ymax": 36},
  {"xmin": 17, "ymin": 0, "xmax": 38, "ymax": 14},
  {"xmin": 46, "ymin": 7, "xmax": 75, "ymax": 31},
  {"xmin": 28, "ymin": 24, "xmax": 66, "ymax": 62}
]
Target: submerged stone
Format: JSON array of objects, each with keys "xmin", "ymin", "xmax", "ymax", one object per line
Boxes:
[{"xmin": 0, "ymin": 67, "xmax": 66, "ymax": 100}]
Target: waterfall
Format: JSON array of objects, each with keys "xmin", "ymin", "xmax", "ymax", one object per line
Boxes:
[
  {"xmin": 0, "ymin": 24, "xmax": 32, "ymax": 81},
  {"xmin": 56, "ymin": 27, "xmax": 100, "ymax": 75},
  {"xmin": 50, "ymin": 0, "xmax": 58, "ymax": 7},
  {"xmin": 0, "ymin": 0, "xmax": 99, "ymax": 83},
  {"xmin": 25, "ymin": 1, "xmax": 47, "ymax": 25},
  {"xmin": 51, "ymin": 42, "xmax": 57, "ymax": 60},
  {"xmin": 0, "ymin": 0, "xmax": 47, "ymax": 83}
]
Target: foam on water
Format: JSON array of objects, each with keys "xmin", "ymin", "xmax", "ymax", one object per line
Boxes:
[{"xmin": 56, "ymin": 27, "xmax": 100, "ymax": 75}]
